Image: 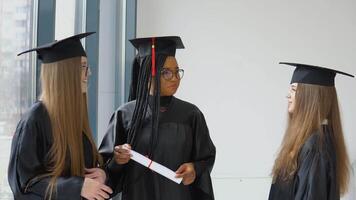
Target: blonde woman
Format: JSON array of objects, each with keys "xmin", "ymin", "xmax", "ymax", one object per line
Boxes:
[
  {"xmin": 8, "ymin": 33, "xmax": 112, "ymax": 200},
  {"xmin": 269, "ymin": 62, "xmax": 353, "ymax": 200}
]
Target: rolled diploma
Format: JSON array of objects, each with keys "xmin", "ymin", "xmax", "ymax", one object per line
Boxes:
[{"xmin": 130, "ymin": 149, "xmax": 183, "ymax": 184}]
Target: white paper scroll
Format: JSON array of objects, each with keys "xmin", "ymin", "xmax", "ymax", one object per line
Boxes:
[{"xmin": 130, "ymin": 149, "xmax": 183, "ymax": 184}]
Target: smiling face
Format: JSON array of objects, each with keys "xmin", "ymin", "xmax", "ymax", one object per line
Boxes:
[
  {"xmin": 287, "ymin": 83, "xmax": 298, "ymax": 114},
  {"xmin": 81, "ymin": 57, "xmax": 90, "ymax": 93},
  {"xmin": 159, "ymin": 56, "xmax": 181, "ymax": 96}
]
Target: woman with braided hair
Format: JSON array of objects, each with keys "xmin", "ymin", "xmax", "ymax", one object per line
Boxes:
[{"xmin": 99, "ymin": 36, "xmax": 216, "ymax": 200}]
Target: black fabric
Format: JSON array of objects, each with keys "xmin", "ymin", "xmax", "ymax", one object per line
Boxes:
[
  {"xmin": 8, "ymin": 102, "xmax": 95, "ymax": 200},
  {"xmin": 280, "ymin": 62, "xmax": 354, "ymax": 86},
  {"xmin": 99, "ymin": 96, "xmax": 216, "ymax": 200},
  {"xmin": 17, "ymin": 32, "xmax": 94, "ymax": 63},
  {"xmin": 269, "ymin": 126, "xmax": 339, "ymax": 200},
  {"xmin": 127, "ymin": 36, "xmax": 184, "ymax": 159}
]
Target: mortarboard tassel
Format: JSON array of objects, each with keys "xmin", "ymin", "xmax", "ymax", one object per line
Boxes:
[{"xmin": 151, "ymin": 38, "xmax": 156, "ymax": 77}]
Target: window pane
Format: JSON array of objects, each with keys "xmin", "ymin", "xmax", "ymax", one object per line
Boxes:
[
  {"xmin": 0, "ymin": 0, "xmax": 35, "ymax": 198},
  {"xmin": 55, "ymin": 0, "xmax": 76, "ymax": 39}
]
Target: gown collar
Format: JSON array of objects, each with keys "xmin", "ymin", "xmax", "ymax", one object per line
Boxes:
[{"xmin": 148, "ymin": 95, "xmax": 173, "ymax": 108}]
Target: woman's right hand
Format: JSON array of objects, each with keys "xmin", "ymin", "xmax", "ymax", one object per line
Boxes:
[
  {"xmin": 81, "ymin": 178, "xmax": 113, "ymax": 200},
  {"xmin": 114, "ymin": 144, "xmax": 132, "ymax": 165}
]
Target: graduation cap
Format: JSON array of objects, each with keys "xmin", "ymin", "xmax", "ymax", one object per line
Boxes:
[
  {"xmin": 280, "ymin": 62, "xmax": 354, "ymax": 86},
  {"xmin": 130, "ymin": 36, "xmax": 184, "ymax": 77},
  {"xmin": 17, "ymin": 32, "xmax": 95, "ymax": 63},
  {"xmin": 130, "ymin": 36, "xmax": 184, "ymax": 58}
]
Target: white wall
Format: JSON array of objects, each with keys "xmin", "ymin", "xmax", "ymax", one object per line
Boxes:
[{"xmin": 137, "ymin": 0, "xmax": 356, "ymax": 199}]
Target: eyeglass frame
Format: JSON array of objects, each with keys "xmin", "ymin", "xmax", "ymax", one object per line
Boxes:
[{"xmin": 160, "ymin": 68, "xmax": 184, "ymax": 81}]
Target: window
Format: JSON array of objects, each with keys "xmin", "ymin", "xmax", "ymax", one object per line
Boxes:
[{"xmin": 0, "ymin": 0, "xmax": 36, "ymax": 198}]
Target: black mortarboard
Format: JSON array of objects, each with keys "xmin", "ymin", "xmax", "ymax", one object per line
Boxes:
[
  {"xmin": 129, "ymin": 36, "xmax": 184, "ymax": 58},
  {"xmin": 129, "ymin": 36, "xmax": 184, "ymax": 77},
  {"xmin": 280, "ymin": 62, "xmax": 354, "ymax": 86},
  {"xmin": 17, "ymin": 32, "xmax": 95, "ymax": 63}
]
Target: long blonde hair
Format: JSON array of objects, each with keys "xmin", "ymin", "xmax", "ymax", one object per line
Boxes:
[
  {"xmin": 272, "ymin": 83, "xmax": 350, "ymax": 195},
  {"xmin": 39, "ymin": 57, "xmax": 102, "ymax": 198}
]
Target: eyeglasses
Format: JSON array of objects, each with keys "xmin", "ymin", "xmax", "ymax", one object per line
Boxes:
[
  {"xmin": 82, "ymin": 65, "xmax": 89, "ymax": 76},
  {"xmin": 160, "ymin": 68, "xmax": 184, "ymax": 81}
]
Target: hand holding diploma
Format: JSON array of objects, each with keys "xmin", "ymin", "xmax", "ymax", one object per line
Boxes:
[
  {"xmin": 175, "ymin": 163, "xmax": 196, "ymax": 185},
  {"xmin": 114, "ymin": 144, "xmax": 183, "ymax": 184},
  {"xmin": 114, "ymin": 144, "xmax": 132, "ymax": 164}
]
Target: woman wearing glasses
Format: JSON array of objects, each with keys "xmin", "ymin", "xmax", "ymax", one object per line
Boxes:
[
  {"xmin": 99, "ymin": 36, "xmax": 216, "ymax": 200},
  {"xmin": 8, "ymin": 33, "xmax": 112, "ymax": 200}
]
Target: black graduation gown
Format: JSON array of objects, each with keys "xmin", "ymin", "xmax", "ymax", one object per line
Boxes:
[
  {"xmin": 99, "ymin": 96, "xmax": 216, "ymax": 200},
  {"xmin": 8, "ymin": 102, "xmax": 96, "ymax": 200},
  {"xmin": 269, "ymin": 125, "xmax": 339, "ymax": 200}
]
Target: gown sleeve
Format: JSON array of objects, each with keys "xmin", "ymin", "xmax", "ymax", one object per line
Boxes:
[
  {"xmin": 99, "ymin": 109, "xmax": 128, "ymax": 196},
  {"xmin": 294, "ymin": 135, "xmax": 336, "ymax": 200},
  {"xmin": 190, "ymin": 108, "xmax": 216, "ymax": 200},
  {"xmin": 8, "ymin": 115, "xmax": 84, "ymax": 200}
]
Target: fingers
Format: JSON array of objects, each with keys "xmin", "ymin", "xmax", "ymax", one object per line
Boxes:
[
  {"xmin": 85, "ymin": 173, "xmax": 98, "ymax": 179},
  {"xmin": 115, "ymin": 148, "xmax": 130, "ymax": 154},
  {"xmin": 84, "ymin": 168, "xmax": 103, "ymax": 178},
  {"xmin": 84, "ymin": 169, "xmax": 100, "ymax": 179},
  {"xmin": 114, "ymin": 147, "xmax": 131, "ymax": 164},
  {"xmin": 175, "ymin": 163, "xmax": 196, "ymax": 184},
  {"xmin": 97, "ymin": 189, "xmax": 110, "ymax": 199},
  {"xmin": 84, "ymin": 168, "xmax": 106, "ymax": 185},
  {"xmin": 176, "ymin": 170, "xmax": 189, "ymax": 178},
  {"xmin": 175, "ymin": 164, "xmax": 187, "ymax": 174},
  {"xmin": 183, "ymin": 178, "xmax": 192, "ymax": 185},
  {"xmin": 94, "ymin": 195, "xmax": 104, "ymax": 200},
  {"xmin": 114, "ymin": 144, "xmax": 131, "ymax": 152},
  {"xmin": 101, "ymin": 184, "xmax": 113, "ymax": 194},
  {"xmin": 175, "ymin": 163, "xmax": 189, "ymax": 178},
  {"xmin": 182, "ymin": 173, "xmax": 196, "ymax": 185},
  {"xmin": 82, "ymin": 178, "xmax": 109, "ymax": 200},
  {"xmin": 85, "ymin": 168, "xmax": 97, "ymax": 173},
  {"xmin": 123, "ymin": 144, "xmax": 132, "ymax": 150},
  {"xmin": 114, "ymin": 145, "xmax": 132, "ymax": 158},
  {"xmin": 114, "ymin": 151, "xmax": 131, "ymax": 159},
  {"xmin": 175, "ymin": 173, "xmax": 184, "ymax": 178},
  {"xmin": 92, "ymin": 183, "xmax": 112, "ymax": 199},
  {"xmin": 114, "ymin": 151, "xmax": 131, "ymax": 161}
]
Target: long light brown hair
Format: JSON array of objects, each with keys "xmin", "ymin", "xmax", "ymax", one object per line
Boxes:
[
  {"xmin": 272, "ymin": 83, "xmax": 350, "ymax": 195},
  {"xmin": 39, "ymin": 57, "xmax": 102, "ymax": 198}
]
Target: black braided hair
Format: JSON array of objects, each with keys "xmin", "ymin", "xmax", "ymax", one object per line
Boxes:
[{"xmin": 127, "ymin": 54, "xmax": 168, "ymax": 158}]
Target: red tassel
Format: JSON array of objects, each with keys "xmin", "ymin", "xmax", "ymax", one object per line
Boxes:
[{"xmin": 151, "ymin": 38, "xmax": 156, "ymax": 77}]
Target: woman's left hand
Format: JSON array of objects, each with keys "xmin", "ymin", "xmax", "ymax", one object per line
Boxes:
[
  {"xmin": 84, "ymin": 168, "xmax": 107, "ymax": 184},
  {"xmin": 175, "ymin": 162, "xmax": 196, "ymax": 185}
]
